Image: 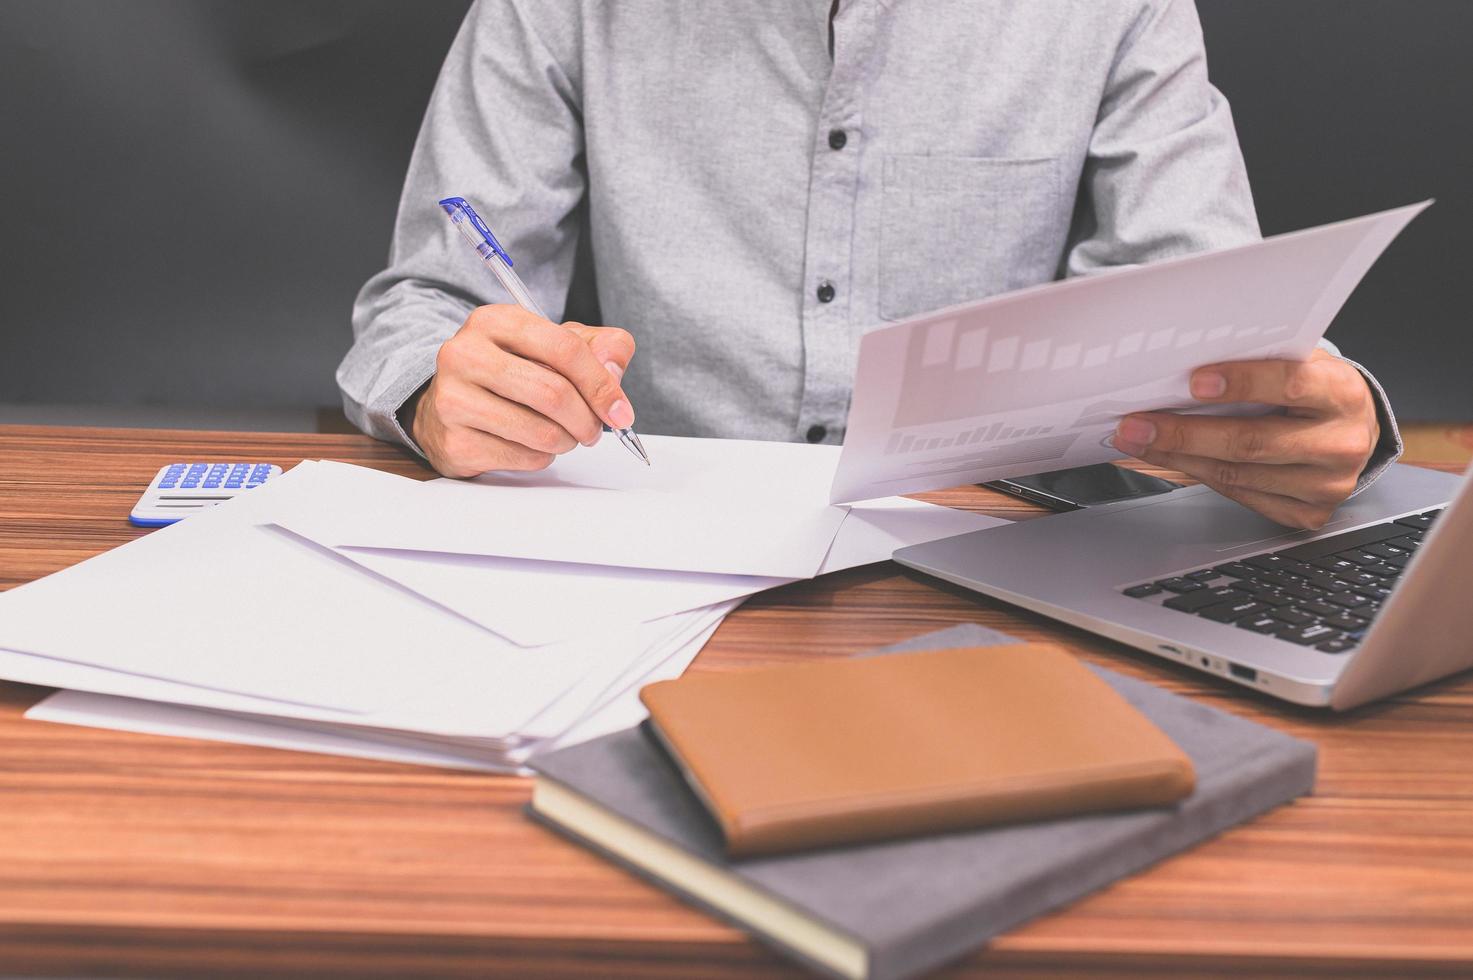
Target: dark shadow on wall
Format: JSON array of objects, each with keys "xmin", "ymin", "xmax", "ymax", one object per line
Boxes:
[{"xmin": 0, "ymin": 0, "xmax": 473, "ymax": 411}]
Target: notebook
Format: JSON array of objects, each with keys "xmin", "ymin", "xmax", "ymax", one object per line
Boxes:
[
  {"xmin": 528, "ymin": 625, "xmax": 1318, "ymax": 980},
  {"xmin": 639, "ymin": 642, "xmax": 1195, "ymax": 856}
]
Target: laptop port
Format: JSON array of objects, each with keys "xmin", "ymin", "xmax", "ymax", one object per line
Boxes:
[{"xmin": 1229, "ymin": 663, "xmax": 1258, "ymax": 683}]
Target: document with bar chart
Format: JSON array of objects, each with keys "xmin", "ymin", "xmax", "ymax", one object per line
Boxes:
[{"xmin": 829, "ymin": 201, "xmax": 1429, "ymax": 503}]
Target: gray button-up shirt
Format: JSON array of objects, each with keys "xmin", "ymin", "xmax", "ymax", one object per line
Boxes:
[{"xmin": 341, "ymin": 0, "xmax": 1400, "ymax": 479}]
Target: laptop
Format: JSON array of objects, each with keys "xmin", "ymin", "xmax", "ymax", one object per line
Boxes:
[{"xmin": 893, "ymin": 462, "xmax": 1473, "ymax": 709}]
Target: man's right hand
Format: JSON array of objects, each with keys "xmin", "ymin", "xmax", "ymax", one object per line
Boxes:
[{"xmin": 409, "ymin": 305, "xmax": 637, "ymax": 477}]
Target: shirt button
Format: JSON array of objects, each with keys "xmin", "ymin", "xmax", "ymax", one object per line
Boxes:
[
  {"xmin": 806, "ymin": 425, "xmax": 828, "ymax": 443},
  {"xmin": 827, "ymin": 128, "xmax": 847, "ymax": 150},
  {"xmin": 816, "ymin": 280, "xmax": 836, "ymax": 303}
]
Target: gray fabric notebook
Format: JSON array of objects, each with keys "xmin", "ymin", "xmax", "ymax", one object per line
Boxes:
[{"xmin": 528, "ymin": 625, "xmax": 1317, "ymax": 980}]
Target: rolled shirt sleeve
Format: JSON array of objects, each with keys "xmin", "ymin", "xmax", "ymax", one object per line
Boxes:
[{"xmin": 336, "ymin": 0, "xmax": 586, "ymax": 453}]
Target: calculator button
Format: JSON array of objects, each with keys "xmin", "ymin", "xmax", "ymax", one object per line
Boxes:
[
  {"xmin": 203, "ymin": 480, "xmax": 222, "ymax": 488},
  {"xmin": 159, "ymin": 480, "xmax": 178, "ymax": 489}
]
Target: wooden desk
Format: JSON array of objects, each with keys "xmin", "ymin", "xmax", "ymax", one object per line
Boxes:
[{"xmin": 1, "ymin": 424, "xmax": 1470, "ymax": 979}]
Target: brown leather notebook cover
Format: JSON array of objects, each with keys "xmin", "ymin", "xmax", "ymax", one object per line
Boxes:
[{"xmin": 638, "ymin": 643, "xmax": 1195, "ymax": 857}]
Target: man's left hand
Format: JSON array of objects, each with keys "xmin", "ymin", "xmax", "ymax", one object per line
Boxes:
[{"xmin": 1111, "ymin": 350, "xmax": 1380, "ymax": 530}]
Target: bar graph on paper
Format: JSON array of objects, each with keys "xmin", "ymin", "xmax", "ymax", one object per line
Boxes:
[
  {"xmin": 891, "ymin": 315, "xmax": 1292, "ymax": 431},
  {"xmin": 884, "ymin": 420, "xmax": 1057, "ymax": 456}
]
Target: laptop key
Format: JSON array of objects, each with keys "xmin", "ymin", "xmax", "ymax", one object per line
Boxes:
[
  {"xmin": 1327, "ymin": 592, "xmax": 1372, "ymax": 609},
  {"xmin": 1300, "ymin": 600, "xmax": 1339, "ymax": 617},
  {"xmin": 1243, "ymin": 554, "xmax": 1297, "ymax": 573},
  {"xmin": 1269, "ymin": 607, "xmax": 1314, "ymax": 626},
  {"xmin": 1164, "ymin": 587, "xmax": 1242, "ymax": 612},
  {"xmin": 1277, "ymin": 521, "xmax": 1409, "ymax": 560},
  {"xmin": 1275, "ymin": 623, "xmax": 1341, "ymax": 646},
  {"xmin": 1362, "ymin": 542, "xmax": 1410, "ymax": 561},
  {"xmin": 1324, "ymin": 613, "xmax": 1368, "ymax": 631},
  {"xmin": 1315, "ymin": 638, "xmax": 1357, "ymax": 654},
  {"xmin": 1212, "ymin": 562, "xmax": 1255, "ymax": 579},
  {"xmin": 1254, "ymin": 571, "xmax": 1303, "ymax": 591},
  {"xmin": 1302, "ymin": 571, "xmax": 1347, "ymax": 592},
  {"xmin": 1186, "ymin": 569, "xmax": 1218, "ymax": 581},
  {"xmin": 1156, "ymin": 577, "xmax": 1204, "ymax": 594},
  {"xmin": 1393, "ymin": 512, "xmax": 1438, "ymax": 531},
  {"xmin": 1337, "ymin": 551, "xmax": 1382, "ymax": 567},
  {"xmin": 1236, "ymin": 614, "xmax": 1282, "ymax": 634},
  {"xmin": 1123, "ymin": 583, "xmax": 1163, "ymax": 598},
  {"xmin": 1278, "ymin": 583, "xmax": 1329, "ymax": 602},
  {"xmin": 1310, "ymin": 557, "xmax": 1361, "ymax": 575},
  {"xmin": 1198, "ymin": 599, "xmax": 1267, "ymax": 623}
]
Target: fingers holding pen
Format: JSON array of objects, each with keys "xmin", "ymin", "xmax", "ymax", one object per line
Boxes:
[
  {"xmin": 417, "ymin": 305, "xmax": 645, "ymax": 478},
  {"xmin": 409, "ymin": 375, "xmax": 558, "ymax": 477},
  {"xmin": 478, "ymin": 307, "xmax": 637, "ymax": 430},
  {"xmin": 567, "ymin": 322, "xmax": 636, "ymax": 382}
]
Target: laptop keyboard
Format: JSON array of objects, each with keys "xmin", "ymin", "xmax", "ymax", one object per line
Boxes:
[{"xmin": 1122, "ymin": 509, "xmax": 1443, "ymax": 654}]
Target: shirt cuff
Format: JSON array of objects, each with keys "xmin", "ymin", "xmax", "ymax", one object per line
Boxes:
[
  {"xmin": 392, "ymin": 373, "xmax": 435, "ymax": 461},
  {"xmin": 1340, "ymin": 356, "xmax": 1403, "ymax": 496},
  {"xmin": 362, "ymin": 349, "xmax": 437, "ymax": 461}
]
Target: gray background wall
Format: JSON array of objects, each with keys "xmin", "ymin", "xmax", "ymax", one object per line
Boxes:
[{"xmin": 1, "ymin": 0, "xmax": 1468, "ymax": 428}]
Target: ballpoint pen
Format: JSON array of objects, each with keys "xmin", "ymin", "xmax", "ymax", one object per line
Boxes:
[{"xmin": 438, "ymin": 196, "xmax": 650, "ymax": 466}]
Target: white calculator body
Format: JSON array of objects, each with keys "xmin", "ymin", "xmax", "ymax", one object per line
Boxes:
[{"xmin": 129, "ymin": 462, "xmax": 281, "ymax": 527}]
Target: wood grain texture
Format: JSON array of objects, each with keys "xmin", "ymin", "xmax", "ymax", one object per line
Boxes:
[{"xmin": 1, "ymin": 423, "xmax": 1470, "ymax": 979}]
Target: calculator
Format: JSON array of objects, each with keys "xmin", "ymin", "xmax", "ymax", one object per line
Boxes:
[{"xmin": 128, "ymin": 462, "xmax": 282, "ymax": 527}]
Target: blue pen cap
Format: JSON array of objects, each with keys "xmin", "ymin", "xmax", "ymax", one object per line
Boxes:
[{"xmin": 438, "ymin": 196, "xmax": 513, "ymax": 267}]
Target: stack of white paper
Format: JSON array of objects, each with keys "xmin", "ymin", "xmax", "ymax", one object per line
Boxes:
[{"xmin": 2, "ymin": 436, "xmax": 1005, "ymax": 772}]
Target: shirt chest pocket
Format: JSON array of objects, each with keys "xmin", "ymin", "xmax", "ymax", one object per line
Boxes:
[{"xmin": 878, "ymin": 154, "xmax": 1066, "ymax": 321}]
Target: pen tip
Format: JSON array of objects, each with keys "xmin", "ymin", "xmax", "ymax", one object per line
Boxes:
[
  {"xmin": 629, "ymin": 430, "xmax": 650, "ymax": 465},
  {"xmin": 618, "ymin": 429, "xmax": 651, "ymax": 465}
]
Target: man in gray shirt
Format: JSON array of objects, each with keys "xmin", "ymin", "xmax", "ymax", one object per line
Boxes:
[{"xmin": 340, "ymin": 0, "xmax": 1399, "ymax": 529}]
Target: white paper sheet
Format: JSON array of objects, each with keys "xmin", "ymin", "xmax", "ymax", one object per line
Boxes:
[
  {"xmin": 282, "ymin": 437, "xmax": 849, "ymax": 578},
  {"xmin": 24, "ymin": 603, "xmax": 732, "ymax": 774},
  {"xmin": 501, "ymin": 600, "xmax": 737, "ymax": 743},
  {"xmin": 25, "ymin": 690, "xmax": 514, "ymax": 772},
  {"xmin": 0, "ymin": 463, "xmax": 614, "ymax": 713},
  {"xmin": 830, "ymin": 202, "xmax": 1431, "ymax": 503},
  {"xmin": 308, "ymin": 497, "xmax": 1006, "ymax": 646},
  {"xmin": 0, "ymin": 599, "xmax": 714, "ymax": 740},
  {"xmin": 511, "ymin": 613, "xmax": 728, "ymax": 763}
]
